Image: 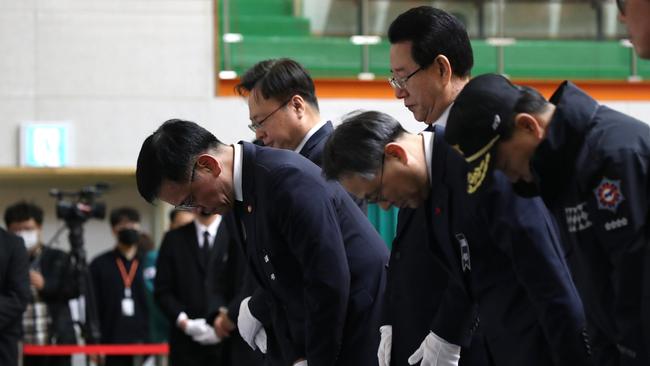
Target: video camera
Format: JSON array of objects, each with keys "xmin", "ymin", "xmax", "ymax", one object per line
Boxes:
[{"xmin": 49, "ymin": 183, "xmax": 108, "ymax": 223}]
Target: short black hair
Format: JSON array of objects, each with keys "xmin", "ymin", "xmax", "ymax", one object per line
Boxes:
[
  {"xmin": 323, "ymin": 111, "xmax": 406, "ymax": 180},
  {"xmin": 388, "ymin": 6, "xmax": 473, "ymax": 78},
  {"xmin": 236, "ymin": 58, "xmax": 319, "ymax": 111},
  {"xmin": 4, "ymin": 201, "xmax": 44, "ymax": 227},
  {"xmin": 109, "ymin": 207, "xmax": 140, "ymax": 227},
  {"xmin": 136, "ymin": 119, "xmax": 226, "ymax": 203},
  {"xmin": 501, "ymin": 86, "xmax": 549, "ymax": 141}
]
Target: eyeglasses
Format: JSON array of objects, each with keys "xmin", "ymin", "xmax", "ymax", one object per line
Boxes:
[
  {"xmin": 175, "ymin": 163, "xmax": 198, "ymax": 210},
  {"xmin": 616, "ymin": 0, "xmax": 626, "ymax": 15},
  {"xmin": 248, "ymin": 99, "xmax": 291, "ymax": 132},
  {"xmin": 367, "ymin": 155, "xmax": 386, "ymax": 204},
  {"xmin": 388, "ymin": 67, "xmax": 422, "ymax": 90}
]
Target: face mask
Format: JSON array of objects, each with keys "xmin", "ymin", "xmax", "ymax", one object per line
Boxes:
[
  {"xmin": 17, "ymin": 230, "xmax": 39, "ymax": 250},
  {"xmin": 117, "ymin": 228, "xmax": 140, "ymax": 246}
]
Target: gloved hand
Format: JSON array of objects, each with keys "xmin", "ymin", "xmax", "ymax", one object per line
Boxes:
[
  {"xmin": 192, "ymin": 325, "xmax": 222, "ymax": 345},
  {"xmin": 238, "ymin": 296, "xmax": 267, "ymax": 352},
  {"xmin": 254, "ymin": 327, "xmax": 268, "ymax": 354},
  {"xmin": 293, "ymin": 360, "xmax": 308, "ymax": 366},
  {"xmin": 408, "ymin": 331, "xmax": 460, "ymax": 366},
  {"xmin": 378, "ymin": 325, "xmax": 393, "ymax": 366},
  {"xmin": 184, "ymin": 318, "xmax": 209, "ymax": 337}
]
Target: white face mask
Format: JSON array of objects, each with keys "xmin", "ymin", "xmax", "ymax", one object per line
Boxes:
[{"xmin": 17, "ymin": 230, "xmax": 39, "ymax": 250}]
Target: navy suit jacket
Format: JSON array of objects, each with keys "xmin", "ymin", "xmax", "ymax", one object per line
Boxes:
[{"xmin": 234, "ymin": 142, "xmax": 388, "ymax": 366}]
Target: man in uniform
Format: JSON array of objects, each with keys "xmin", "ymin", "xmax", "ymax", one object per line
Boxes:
[{"xmin": 445, "ymin": 73, "xmax": 650, "ymax": 365}]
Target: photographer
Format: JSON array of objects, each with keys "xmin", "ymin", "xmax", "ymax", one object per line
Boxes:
[
  {"xmin": 89, "ymin": 207, "xmax": 149, "ymax": 366},
  {"xmin": 5, "ymin": 201, "xmax": 78, "ymax": 366}
]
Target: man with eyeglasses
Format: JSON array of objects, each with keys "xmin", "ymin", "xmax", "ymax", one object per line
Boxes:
[
  {"xmin": 617, "ymin": 0, "xmax": 650, "ymax": 59},
  {"xmin": 135, "ymin": 119, "xmax": 389, "ymax": 366},
  {"xmin": 232, "ymin": 58, "xmax": 368, "ymax": 365},
  {"xmin": 349, "ymin": 6, "xmax": 591, "ymax": 366},
  {"xmin": 323, "ymin": 110, "xmax": 592, "ymax": 366}
]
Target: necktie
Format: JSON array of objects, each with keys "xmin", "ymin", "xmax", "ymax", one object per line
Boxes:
[{"xmin": 202, "ymin": 231, "xmax": 211, "ymax": 266}]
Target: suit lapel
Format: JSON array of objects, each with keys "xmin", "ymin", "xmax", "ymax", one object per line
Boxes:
[
  {"xmin": 239, "ymin": 142, "xmax": 263, "ymax": 283},
  {"xmin": 184, "ymin": 222, "xmax": 206, "ymax": 272},
  {"xmin": 299, "ymin": 121, "xmax": 333, "ymax": 160},
  {"xmin": 430, "ymin": 126, "xmax": 462, "ymax": 273},
  {"xmin": 211, "ymin": 220, "xmax": 229, "ymax": 265},
  {"xmin": 393, "ymin": 208, "xmax": 415, "ymax": 247}
]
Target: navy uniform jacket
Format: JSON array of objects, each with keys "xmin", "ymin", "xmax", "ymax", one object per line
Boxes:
[
  {"xmin": 473, "ymin": 172, "xmax": 591, "ymax": 366},
  {"xmin": 0, "ymin": 229, "xmax": 29, "ymax": 366},
  {"xmin": 530, "ymin": 81, "xmax": 650, "ymax": 365},
  {"xmin": 234, "ymin": 142, "xmax": 389, "ymax": 366},
  {"xmin": 430, "ymin": 124, "xmax": 591, "ymax": 366}
]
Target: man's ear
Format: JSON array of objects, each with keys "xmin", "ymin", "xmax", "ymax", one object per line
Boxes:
[
  {"xmin": 514, "ymin": 113, "xmax": 545, "ymax": 139},
  {"xmin": 384, "ymin": 143, "xmax": 409, "ymax": 165},
  {"xmin": 290, "ymin": 94, "xmax": 306, "ymax": 118},
  {"xmin": 196, "ymin": 154, "xmax": 222, "ymax": 178},
  {"xmin": 434, "ymin": 54, "xmax": 452, "ymax": 86}
]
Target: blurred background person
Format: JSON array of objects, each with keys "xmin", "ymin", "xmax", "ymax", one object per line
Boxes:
[
  {"xmin": 90, "ymin": 207, "xmax": 149, "ymax": 366},
  {"xmin": 155, "ymin": 209, "xmax": 261, "ymax": 365},
  {"xmin": 5, "ymin": 201, "xmax": 78, "ymax": 366},
  {"xmin": 168, "ymin": 209, "xmax": 195, "ymax": 231},
  {"xmin": 0, "ymin": 226, "xmax": 30, "ymax": 366}
]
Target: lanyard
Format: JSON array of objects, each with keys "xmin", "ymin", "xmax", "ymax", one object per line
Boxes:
[{"xmin": 115, "ymin": 257, "xmax": 139, "ymax": 294}]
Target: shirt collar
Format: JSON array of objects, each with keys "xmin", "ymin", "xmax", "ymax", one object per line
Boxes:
[
  {"xmin": 432, "ymin": 103, "xmax": 452, "ymax": 127},
  {"xmin": 421, "ymin": 130, "xmax": 435, "ymax": 186},
  {"xmin": 233, "ymin": 143, "xmax": 243, "ymax": 202},
  {"xmin": 195, "ymin": 215, "xmax": 222, "ymax": 246},
  {"xmin": 294, "ymin": 120, "xmax": 327, "ymax": 153}
]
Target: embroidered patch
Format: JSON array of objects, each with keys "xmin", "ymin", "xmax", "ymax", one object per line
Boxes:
[
  {"xmin": 565, "ymin": 202, "xmax": 592, "ymax": 233},
  {"xmin": 456, "ymin": 233, "xmax": 471, "ymax": 272},
  {"xmin": 594, "ymin": 177, "xmax": 624, "ymax": 212},
  {"xmin": 467, "ymin": 153, "xmax": 490, "ymax": 194},
  {"xmin": 604, "ymin": 217, "xmax": 628, "ymax": 231}
]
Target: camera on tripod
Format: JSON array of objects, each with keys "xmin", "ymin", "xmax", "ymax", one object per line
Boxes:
[{"xmin": 49, "ymin": 183, "xmax": 108, "ymax": 223}]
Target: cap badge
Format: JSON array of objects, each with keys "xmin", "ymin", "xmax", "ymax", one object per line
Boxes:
[
  {"xmin": 492, "ymin": 114, "xmax": 501, "ymax": 131},
  {"xmin": 467, "ymin": 153, "xmax": 490, "ymax": 194}
]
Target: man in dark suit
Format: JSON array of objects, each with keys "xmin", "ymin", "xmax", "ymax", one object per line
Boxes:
[
  {"xmin": 322, "ymin": 111, "xmax": 592, "ymax": 366},
  {"xmin": 233, "ymin": 58, "xmax": 368, "ymax": 363},
  {"xmin": 135, "ymin": 119, "xmax": 389, "ymax": 366},
  {"xmin": 155, "ymin": 211, "xmax": 262, "ymax": 365},
  {"xmin": 0, "ymin": 228, "xmax": 30, "ymax": 366}
]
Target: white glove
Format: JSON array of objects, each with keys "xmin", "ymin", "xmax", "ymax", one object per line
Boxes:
[
  {"xmin": 293, "ymin": 360, "xmax": 308, "ymax": 366},
  {"xmin": 378, "ymin": 325, "xmax": 393, "ymax": 366},
  {"xmin": 238, "ymin": 296, "xmax": 266, "ymax": 352},
  {"xmin": 408, "ymin": 331, "xmax": 460, "ymax": 366},
  {"xmin": 184, "ymin": 318, "xmax": 209, "ymax": 337},
  {"xmin": 192, "ymin": 325, "xmax": 222, "ymax": 345},
  {"xmin": 255, "ymin": 327, "xmax": 268, "ymax": 354}
]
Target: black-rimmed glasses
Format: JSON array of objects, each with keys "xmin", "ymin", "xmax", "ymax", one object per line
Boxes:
[
  {"xmin": 248, "ymin": 99, "xmax": 291, "ymax": 132},
  {"xmin": 367, "ymin": 155, "xmax": 386, "ymax": 204},
  {"xmin": 175, "ymin": 163, "xmax": 198, "ymax": 210},
  {"xmin": 388, "ymin": 67, "xmax": 422, "ymax": 90}
]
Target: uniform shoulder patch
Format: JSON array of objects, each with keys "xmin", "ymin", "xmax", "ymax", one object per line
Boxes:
[{"xmin": 593, "ymin": 177, "xmax": 624, "ymax": 212}]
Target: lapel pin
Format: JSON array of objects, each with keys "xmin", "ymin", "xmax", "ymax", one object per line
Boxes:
[{"xmin": 247, "ymin": 205, "xmax": 253, "ymax": 213}]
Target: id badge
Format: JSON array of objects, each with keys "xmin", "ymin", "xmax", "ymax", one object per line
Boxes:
[{"xmin": 121, "ymin": 298, "xmax": 135, "ymax": 317}]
